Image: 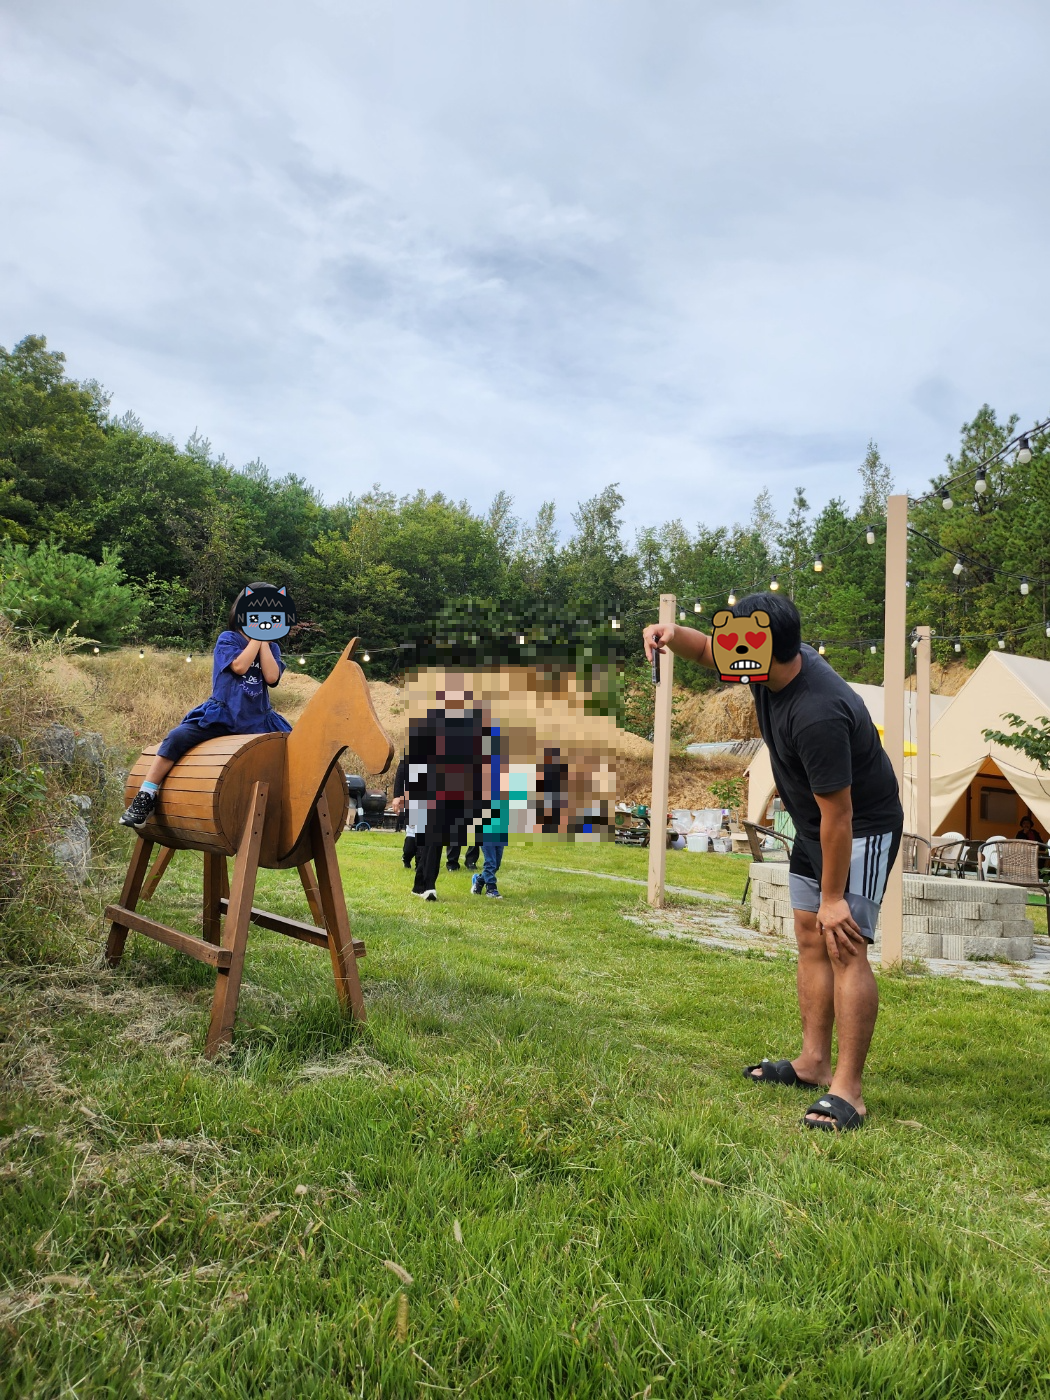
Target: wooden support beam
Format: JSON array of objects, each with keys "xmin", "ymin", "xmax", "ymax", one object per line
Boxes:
[
  {"xmin": 647, "ymin": 593, "xmax": 676, "ymax": 908},
  {"xmin": 310, "ymin": 790, "xmax": 366, "ymax": 1021},
  {"xmin": 206, "ymin": 782, "xmax": 268, "ymax": 1056},
  {"xmin": 105, "ymin": 837, "xmax": 154, "ymax": 965},
  {"xmin": 915, "ymin": 624, "xmax": 932, "ymax": 871},
  {"xmin": 102, "ymin": 905, "xmax": 232, "ymax": 967},
  {"xmin": 141, "ymin": 845, "xmax": 175, "ymax": 900},
  {"xmin": 218, "ymin": 899, "xmax": 365, "ymax": 957},
  {"xmin": 881, "ymin": 493, "xmax": 908, "ymax": 966}
]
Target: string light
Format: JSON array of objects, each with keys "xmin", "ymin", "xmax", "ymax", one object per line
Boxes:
[
  {"xmin": 1017, "ymin": 435, "xmax": 1032, "ymax": 465},
  {"xmin": 693, "ymin": 600, "xmax": 702, "ymax": 613},
  {"xmin": 817, "ymin": 642, "xmax": 826, "ymax": 655},
  {"xmin": 185, "ymin": 655, "xmax": 192, "ymax": 664},
  {"xmin": 362, "ymin": 651, "xmax": 371, "ymax": 662},
  {"xmin": 610, "ymin": 616, "xmax": 621, "ymax": 630},
  {"xmin": 298, "ymin": 656, "xmax": 306, "ymax": 666},
  {"xmin": 678, "ymin": 608, "xmax": 686, "ymax": 621},
  {"xmin": 727, "ymin": 591, "xmax": 737, "ymax": 606},
  {"xmin": 954, "ymin": 641, "xmax": 962, "ymax": 652},
  {"xmin": 813, "ymin": 555, "xmax": 823, "ymax": 573},
  {"xmin": 518, "ymin": 634, "xmax": 525, "ymax": 644},
  {"xmin": 870, "ymin": 644, "xmax": 877, "ymax": 654},
  {"xmin": 866, "ymin": 525, "xmax": 876, "ymax": 545},
  {"xmin": 940, "ymin": 487, "xmax": 953, "ymax": 511},
  {"xmin": 92, "ymin": 646, "xmax": 99, "ymax": 655},
  {"xmin": 974, "ymin": 468, "xmax": 987, "ymax": 495},
  {"xmin": 1046, "ymin": 625, "xmax": 1050, "ymax": 639},
  {"xmin": 997, "ymin": 635, "xmax": 1006, "ymax": 650},
  {"xmin": 769, "ymin": 576, "xmax": 780, "ymax": 592},
  {"xmin": 1020, "ymin": 576, "xmax": 1030, "ymax": 596},
  {"xmin": 138, "ymin": 648, "xmax": 145, "ymax": 659},
  {"xmin": 952, "ymin": 559, "xmax": 964, "ymax": 577}
]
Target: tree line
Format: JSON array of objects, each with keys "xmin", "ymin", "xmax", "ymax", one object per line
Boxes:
[{"xmin": 2, "ymin": 333, "xmax": 1049, "ymax": 716}]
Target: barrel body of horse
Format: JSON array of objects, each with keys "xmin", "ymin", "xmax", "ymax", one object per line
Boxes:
[{"xmin": 125, "ymin": 735, "xmax": 349, "ymax": 867}]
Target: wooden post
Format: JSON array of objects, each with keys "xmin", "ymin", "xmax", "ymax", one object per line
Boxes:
[
  {"xmin": 202, "ymin": 853, "xmax": 225, "ymax": 945},
  {"xmin": 310, "ymin": 790, "xmax": 367, "ymax": 1022},
  {"xmin": 915, "ymin": 624, "xmax": 932, "ymax": 872},
  {"xmin": 105, "ymin": 837, "xmax": 155, "ymax": 965},
  {"xmin": 881, "ymin": 494, "xmax": 908, "ymax": 965},
  {"xmin": 297, "ymin": 861, "xmax": 326, "ymax": 927},
  {"xmin": 206, "ymin": 781, "xmax": 268, "ymax": 1056},
  {"xmin": 141, "ymin": 845, "xmax": 175, "ymax": 901},
  {"xmin": 647, "ymin": 594, "xmax": 676, "ymax": 908}
]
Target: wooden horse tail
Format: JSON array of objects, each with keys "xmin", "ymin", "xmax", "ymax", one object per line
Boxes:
[{"xmin": 279, "ymin": 637, "xmax": 394, "ymax": 860}]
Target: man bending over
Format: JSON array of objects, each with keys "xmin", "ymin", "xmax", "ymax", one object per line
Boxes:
[{"xmin": 643, "ymin": 594, "xmax": 903, "ymax": 1132}]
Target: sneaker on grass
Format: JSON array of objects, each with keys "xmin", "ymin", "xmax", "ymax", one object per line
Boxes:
[
  {"xmin": 471, "ymin": 875, "xmax": 484, "ymax": 895},
  {"xmin": 485, "ymin": 888, "xmax": 502, "ymax": 900},
  {"xmin": 119, "ymin": 790, "xmax": 156, "ymax": 828},
  {"xmin": 413, "ymin": 889, "xmax": 438, "ymax": 901}
]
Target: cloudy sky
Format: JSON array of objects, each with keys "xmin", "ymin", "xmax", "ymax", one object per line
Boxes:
[{"xmin": 2, "ymin": 0, "xmax": 1048, "ymax": 537}]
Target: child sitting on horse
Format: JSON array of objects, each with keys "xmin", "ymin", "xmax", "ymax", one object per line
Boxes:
[{"xmin": 120, "ymin": 583, "xmax": 295, "ymax": 828}]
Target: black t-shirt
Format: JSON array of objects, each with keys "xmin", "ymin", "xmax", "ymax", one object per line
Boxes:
[{"xmin": 751, "ymin": 645, "xmax": 902, "ymax": 841}]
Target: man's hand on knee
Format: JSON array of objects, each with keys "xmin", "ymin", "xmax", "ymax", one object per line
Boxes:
[{"xmin": 817, "ymin": 897, "xmax": 866, "ymax": 961}]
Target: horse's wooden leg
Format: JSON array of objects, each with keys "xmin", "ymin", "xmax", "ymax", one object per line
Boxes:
[
  {"xmin": 202, "ymin": 853, "xmax": 225, "ymax": 946},
  {"xmin": 297, "ymin": 861, "xmax": 326, "ymax": 927},
  {"xmin": 205, "ymin": 783, "xmax": 267, "ymax": 1057},
  {"xmin": 310, "ymin": 791, "xmax": 366, "ymax": 1022},
  {"xmin": 141, "ymin": 845, "xmax": 175, "ymax": 901},
  {"xmin": 105, "ymin": 837, "xmax": 155, "ymax": 966},
  {"xmin": 220, "ymin": 858, "xmax": 230, "ymax": 899}
]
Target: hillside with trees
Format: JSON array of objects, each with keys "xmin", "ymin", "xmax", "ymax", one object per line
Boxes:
[{"xmin": 3, "ymin": 334, "xmax": 1049, "ymax": 733}]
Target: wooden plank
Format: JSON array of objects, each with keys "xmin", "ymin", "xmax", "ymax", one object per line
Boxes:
[
  {"xmin": 141, "ymin": 845, "xmax": 175, "ymax": 900},
  {"xmin": 206, "ymin": 781, "xmax": 267, "ymax": 1056},
  {"xmin": 218, "ymin": 898, "xmax": 365, "ymax": 956},
  {"xmin": 103, "ymin": 905, "xmax": 232, "ymax": 967},
  {"xmin": 647, "ymin": 594, "xmax": 675, "ymax": 908},
  {"xmin": 297, "ymin": 861, "xmax": 326, "ymax": 925},
  {"xmin": 311, "ymin": 790, "xmax": 366, "ymax": 1021},
  {"xmin": 203, "ymin": 853, "xmax": 224, "ymax": 945},
  {"xmin": 105, "ymin": 838, "xmax": 154, "ymax": 964}
]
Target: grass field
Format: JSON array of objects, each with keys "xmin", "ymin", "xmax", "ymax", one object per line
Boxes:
[{"xmin": 3, "ymin": 834, "xmax": 1050, "ymax": 1397}]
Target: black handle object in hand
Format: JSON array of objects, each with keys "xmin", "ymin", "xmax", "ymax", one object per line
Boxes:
[{"xmin": 651, "ymin": 649, "xmax": 660, "ymax": 685}]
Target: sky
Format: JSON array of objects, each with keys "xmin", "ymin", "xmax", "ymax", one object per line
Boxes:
[{"xmin": 2, "ymin": 0, "xmax": 1049, "ymax": 540}]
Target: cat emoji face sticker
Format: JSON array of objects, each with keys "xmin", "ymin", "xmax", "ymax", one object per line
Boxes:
[
  {"xmin": 233, "ymin": 583, "xmax": 298, "ymax": 642},
  {"xmin": 710, "ymin": 608, "xmax": 773, "ymax": 684}
]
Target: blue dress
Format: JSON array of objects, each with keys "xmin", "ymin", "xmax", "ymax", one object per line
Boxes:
[{"xmin": 180, "ymin": 631, "xmax": 292, "ymax": 735}]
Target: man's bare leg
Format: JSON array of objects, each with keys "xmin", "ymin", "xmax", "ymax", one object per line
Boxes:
[
  {"xmin": 747, "ymin": 909, "xmax": 833, "ymax": 1084},
  {"xmin": 804, "ymin": 935, "xmax": 877, "ymax": 1125}
]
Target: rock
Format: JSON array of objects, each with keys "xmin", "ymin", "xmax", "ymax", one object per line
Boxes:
[
  {"xmin": 70, "ymin": 794, "xmax": 92, "ymax": 814},
  {"xmin": 34, "ymin": 724, "xmax": 76, "ymax": 769},
  {"xmin": 75, "ymin": 732, "xmax": 109, "ymax": 784},
  {"xmin": 0, "ymin": 734, "xmax": 23, "ymax": 767},
  {"xmin": 52, "ymin": 813, "xmax": 91, "ymax": 885}
]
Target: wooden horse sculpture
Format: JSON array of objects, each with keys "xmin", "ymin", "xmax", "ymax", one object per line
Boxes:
[{"xmin": 105, "ymin": 638, "xmax": 393, "ymax": 1055}]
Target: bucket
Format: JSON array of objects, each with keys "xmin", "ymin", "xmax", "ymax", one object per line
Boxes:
[{"xmin": 685, "ymin": 833, "xmax": 710, "ymax": 853}]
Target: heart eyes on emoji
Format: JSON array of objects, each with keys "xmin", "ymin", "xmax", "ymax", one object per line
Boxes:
[
  {"xmin": 716, "ymin": 633, "xmax": 738, "ymax": 650},
  {"xmin": 745, "ymin": 631, "xmax": 766, "ymax": 648}
]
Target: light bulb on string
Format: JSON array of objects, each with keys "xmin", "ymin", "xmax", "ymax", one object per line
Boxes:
[
  {"xmin": 1045, "ymin": 625, "xmax": 1050, "ymax": 639},
  {"xmin": 138, "ymin": 648, "xmax": 145, "ymax": 659},
  {"xmin": 362, "ymin": 651, "xmax": 370, "ymax": 662},
  {"xmin": 911, "ymin": 637, "xmax": 918, "ymax": 651},
  {"xmin": 186, "ymin": 655, "xmax": 192, "ymax": 664},
  {"xmin": 1017, "ymin": 436, "xmax": 1032, "ymax": 465},
  {"xmin": 693, "ymin": 599, "xmax": 702, "ymax": 614},
  {"xmin": 769, "ymin": 576, "xmax": 780, "ymax": 592},
  {"xmin": 678, "ymin": 609, "xmax": 686, "ymax": 621},
  {"xmin": 952, "ymin": 559, "xmax": 964, "ymax": 577},
  {"xmin": 518, "ymin": 635, "xmax": 525, "ymax": 645},
  {"xmin": 869, "ymin": 644, "xmax": 877, "ymax": 655},
  {"xmin": 974, "ymin": 468, "xmax": 987, "ymax": 495},
  {"xmin": 866, "ymin": 525, "xmax": 876, "ymax": 545},
  {"xmin": 997, "ymin": 635, "xmax": 1006, "ymax": 650},
  {"xmin": 298, "ymin": 656, "xmax": 306, "ymax": 666},
  {"xmin": 817, "ymin": 642, "xmax": 826, "ymax": 656},
  {"xmin": 93, "ymin": 646, "xmax": 100, "ymax": 655},
  {"xmin": 813, "ymin": 555, "xmax": 823, "ymax": 573},
  {"xmin": 1020, "ymin": 576, "xmax": 1030, "ymax": 596},
  {"xmin": 610, "ymin": 616, "xmax": 621, "ymax": 630},
  {"xmin": 954, "ymin": 641, "xmax": 962, "ymax": 653},
  {"xmin": 727, "ymin": 590, "xmax": 737, "ymax": 606},
  {"xmin": 940, "ymin": 487, "xmax": 953, "ymax": 510}
]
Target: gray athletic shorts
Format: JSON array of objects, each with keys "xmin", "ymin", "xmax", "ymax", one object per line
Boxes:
[{"xmin": 788, "ymin": 829, "xmax": 902, "ymax": 942}]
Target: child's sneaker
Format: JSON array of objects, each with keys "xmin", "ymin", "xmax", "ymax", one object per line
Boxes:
[
  {"xmin": 485, "ymin": 887, "xmax": 502, "ymax": 900},
  {"xmin": 471, "ymin": 874, "xmax": 484, "ymax": 895},
  {"xmin": 120, "ymin": 789, "xmax": 156, "ymax": 828}
]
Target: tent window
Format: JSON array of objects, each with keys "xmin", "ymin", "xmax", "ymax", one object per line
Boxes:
[{"xmin": 979, "ymin": 787, "xmax": 1017, "ymax": 823}]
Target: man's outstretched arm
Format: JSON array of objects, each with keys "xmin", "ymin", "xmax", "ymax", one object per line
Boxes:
[{"xmin": 642, "ymin": 621, "xmax": 716, "ymax": 669}]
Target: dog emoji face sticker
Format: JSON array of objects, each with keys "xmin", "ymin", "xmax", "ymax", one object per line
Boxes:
[{"xmin": 711, "ymin": 609, "xmax": 773, "ymax": 684}]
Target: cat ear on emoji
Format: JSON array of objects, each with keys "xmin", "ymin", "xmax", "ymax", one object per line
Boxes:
[
  {"xmin": 244, "ymin": 586, "xmax": 254, "ymax": 596},
  {"xmin": 752, "ymin": 611, "xmax": 770, "ymax": 628},
  {"xmin": 711, "ymin": 610, "xmax": 734, "ymax": 628},
  {"xmin": 278, "ymin": 586, "xmax": 286, "ymax": 596}
]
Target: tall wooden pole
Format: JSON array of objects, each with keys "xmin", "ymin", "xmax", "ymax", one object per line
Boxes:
[
  {"xmin": 915, "ymin": 624, "xmax": 932, "ymax": 873},
  {"xmin": 881, "ymin": 494, "xmax": 908, "ymax": 965},
  {"xmin": 647, "ymin": 593, "xmax": 676, "ymax": 908}
]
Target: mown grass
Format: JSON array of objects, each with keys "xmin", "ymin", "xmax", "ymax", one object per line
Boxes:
[{"xmin": 3, "ymin": 835, "xmax": 1050, "ymax": 1397}]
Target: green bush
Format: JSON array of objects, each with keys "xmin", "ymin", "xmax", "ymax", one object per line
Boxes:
[{"xmin": 0, "ymin": 538, "xmax": 141, "ymax": 643}]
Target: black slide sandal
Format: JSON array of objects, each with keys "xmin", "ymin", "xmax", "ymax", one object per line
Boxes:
[
  {"xmin": 743, "ymin": 1058, "xmax": 820, "ymax": 1089},
  {"xmin": 802, "ymin": 1094, "xmax": 866, "ymax": 1132}
]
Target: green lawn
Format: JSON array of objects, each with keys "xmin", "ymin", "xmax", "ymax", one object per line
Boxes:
[{"xmin": 3, "ymin": 833, "xmax": 1050, "ymax": 1397}]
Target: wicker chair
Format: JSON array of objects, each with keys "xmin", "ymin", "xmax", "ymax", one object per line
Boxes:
[
  {"xmin": 901, "ymin": 832, "xmax": 932, "ymax": 875},
  {"xmin": 740, "ymin": 821, "xmax": 793, "ymax": 904},
  {"xmin": 930, "ymin": 832, "xmax": 968, "ymax": 878},
  {"xmin": 979, "ymin": 838, "xmax": 1050, "ymax": 935}
]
